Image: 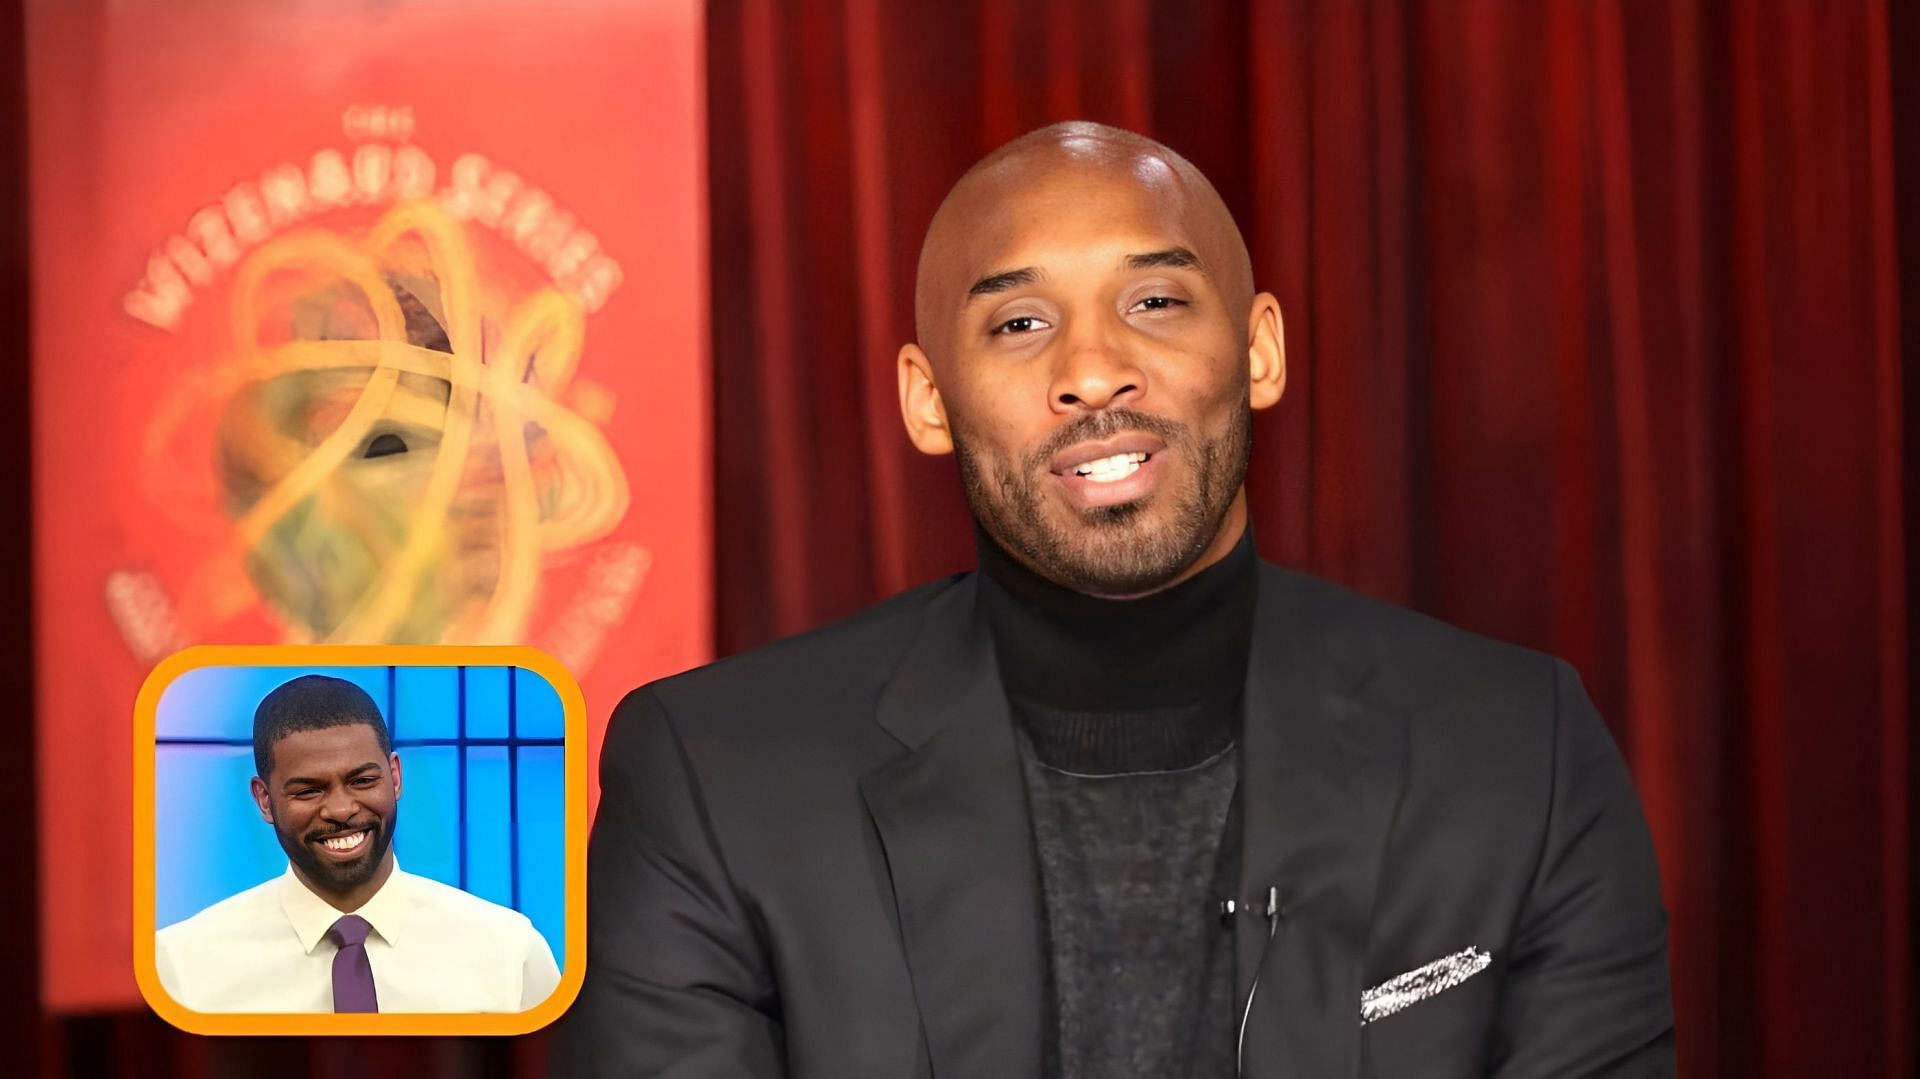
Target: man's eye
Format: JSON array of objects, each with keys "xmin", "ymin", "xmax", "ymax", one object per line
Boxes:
[
  {"xmin": 295, "ymin": 788, "xmax": 321, "ymax": 798},
  {"xmin": 362, "ymin": 432, "xmax": 408, "ymax": 459},
  {"xmin": 1130, "ymin": 296, "xmax": 1186, "ymax": 313},
  {"xmin": 351, "ymin": 777, "xmax": 377, "ymax": 787},
  {"xmin": 992, "ymin": 315, "xmax": 1050, "ymax": 336}
]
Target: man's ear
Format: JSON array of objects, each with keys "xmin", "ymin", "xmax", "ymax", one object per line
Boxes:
[
  {"xmin": 250, "ymin": 775, "xmax": 274, "ymax": 825},
  {"xmin": 898, "ymin": 343, "xmax": 954, "ymax": 456},
  {"xmin": 389, "ymin": 752, "xmax": 403, "ymax": 801},
  {"xmin": 1247, "ymin": 292, "xmax": 1286, "ymax": 411}
]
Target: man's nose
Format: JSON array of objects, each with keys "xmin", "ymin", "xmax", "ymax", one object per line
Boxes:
[
  {"xmin": 322, "ymin": 787, "xmax": 361, "ymax": 822},
  {"xmin": 1048, "ymin": 317, "xmax": 1145, "ymax": 413}
]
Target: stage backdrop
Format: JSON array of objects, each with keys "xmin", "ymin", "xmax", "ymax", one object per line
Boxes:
[{"xmin": 27, "ymin": 0, "xmax": 708, "ymax": 1010}]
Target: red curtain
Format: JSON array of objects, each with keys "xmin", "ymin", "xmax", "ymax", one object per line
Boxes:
[{"xmin": 707, "ymin": 1, "xmax": 1913, "ymax": 1076}]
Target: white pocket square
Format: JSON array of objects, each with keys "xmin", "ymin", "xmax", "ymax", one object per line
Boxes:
[{"xmin": 1359, "ymin": 947, "xmax": 1492, "ymax": 1025}]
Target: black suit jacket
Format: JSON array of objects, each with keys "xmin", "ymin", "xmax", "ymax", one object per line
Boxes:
[{"xmin": 557, "ymin": 563, "xmax": 1674, "ymax": 1077}]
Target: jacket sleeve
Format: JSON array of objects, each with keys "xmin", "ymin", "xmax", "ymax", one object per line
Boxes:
[
  {"xmin": 553, "ymin": 688, "xmax": 786, "ymax": 1077},
  {"xmin": 1489, "ymin": 660, "xmax": 1676, "ymax": 1077}
]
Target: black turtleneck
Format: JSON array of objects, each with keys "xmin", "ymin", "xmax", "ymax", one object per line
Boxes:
[
  {"xmin": 978, "ymin": 525, "xmax": 1255, "ymax": 772},
  {"xmin": 978, "ymin": 527, "xmax": 1255, "ymax": 1079}
]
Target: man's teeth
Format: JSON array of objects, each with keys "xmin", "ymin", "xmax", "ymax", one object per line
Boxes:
[
  {"xmin": 321, "ymin": 831, "xmax": 368, "ymax": 853},
  {"xmin": 1072, "ymin": 452, "xmax": 1148, "ymax": 483}
]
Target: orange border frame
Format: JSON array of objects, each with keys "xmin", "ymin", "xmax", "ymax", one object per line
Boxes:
[{"xmin": 132, "ymin": 644, "xmax": 588, "ymax": 1035}]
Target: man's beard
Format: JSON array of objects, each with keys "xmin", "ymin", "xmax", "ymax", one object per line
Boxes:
[
  {"xmin": 275, "ymin": 808, "xmax": 396, "ymax": 895},
  {"xmin": 953, "ymin": 400, "xmax": 1252, "ymax": 596}
]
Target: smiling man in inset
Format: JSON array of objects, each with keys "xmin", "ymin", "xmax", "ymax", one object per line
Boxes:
[
  {"xmin": 564, "ymin": 122, "xmax": 1672, "ymax": 1076},
  {"xmin": 155, "ymin": 674, "xmax": 559, "ymax": 1014}
]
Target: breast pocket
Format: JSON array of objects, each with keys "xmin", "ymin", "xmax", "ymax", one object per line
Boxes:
[{"xmin": 1360, "ymin": 947, "xmax": 1498, "ymax": 1079}]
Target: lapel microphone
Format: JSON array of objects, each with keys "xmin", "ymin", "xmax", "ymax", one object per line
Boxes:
[
  {"xmin": 1217, "ymin": 886, "xmax": 1281, "ymax": 926},
  {"xmin": 1230, "ymin": 887, "xmax": 1284, "ymax": 1073}
]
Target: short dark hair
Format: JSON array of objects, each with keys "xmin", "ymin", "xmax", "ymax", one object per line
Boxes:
[{"xmin": 252, "ymin": 674, "xmax": 393, "ymax": 779}]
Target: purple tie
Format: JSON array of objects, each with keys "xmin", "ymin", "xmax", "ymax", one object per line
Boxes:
[{"xmin": 326, "ymin": 915, "xmax": 379, "ymax": 1013}]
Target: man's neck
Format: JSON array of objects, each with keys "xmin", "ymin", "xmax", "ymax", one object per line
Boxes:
[
  {"xmin": 292, "ymin": 852, "xmax": 396, "ymax": 914},
  {"xmin": 975, "ymin": 516, "xmax": 1258, "ymax": 713}
]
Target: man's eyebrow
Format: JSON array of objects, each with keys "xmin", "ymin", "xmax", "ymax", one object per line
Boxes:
[
  {"xmin": 280, "ymin": 762, "xmax": 381, "ymax": 790},
  {"xmin": 966, "ymin": 266, "xmax": 1043, "ymax": 300},
  {"xmin": 1124, "ymin": 247, "xmax": 1206, "ymax": 273}
]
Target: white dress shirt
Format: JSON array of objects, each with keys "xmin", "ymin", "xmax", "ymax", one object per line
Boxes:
[{"xmin": 155, "ymin": 862, "xmax": 561, "ymax": 1013}]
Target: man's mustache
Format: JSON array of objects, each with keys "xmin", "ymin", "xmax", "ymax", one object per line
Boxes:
[
  {"xmin": 307, "ymin": 820, "xmax": 380, "ymax": 840},
  {"xmin": 1026, "ymin": 408, "xmax": 1189, "ymax": 470}
]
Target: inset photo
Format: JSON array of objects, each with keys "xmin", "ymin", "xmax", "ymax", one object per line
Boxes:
[{"xmin": 133, "ymin": 646, "xmax": 585, "ymax": 1036}]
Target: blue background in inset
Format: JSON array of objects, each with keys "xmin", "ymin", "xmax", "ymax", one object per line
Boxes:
[{"xmin": 154, "ymin": 665, "xmax": 567, "ymax": 965}]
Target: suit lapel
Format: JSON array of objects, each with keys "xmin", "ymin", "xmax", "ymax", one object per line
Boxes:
[
  {"xmin": 860, "ymin": 576, "xmax": 1044, "ymax": 1078},
  {"xmin": 1236, "ymin": 565, "xmax": 1408, "ymax": 1078}
]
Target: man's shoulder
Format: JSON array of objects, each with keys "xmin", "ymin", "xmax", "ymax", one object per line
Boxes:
[
  {"xmin": 634, "ymin": 573, "xmax": 968, "ymax": 721},
  {"xmin": 400, "ymin": 872, "xmax": 541, "ymax": 938},
  {"xmin": 156, "ymin": 875, "xmax": 284, "ymax": 944},
  {"xmin": 1257, "ymin": 561, "xmax": 1563, "ymax": 699}
]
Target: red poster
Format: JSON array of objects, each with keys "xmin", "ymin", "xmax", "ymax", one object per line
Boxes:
[{"xmin": 28, "ymin": 0, "xmax": 708, "ymax": 1008}]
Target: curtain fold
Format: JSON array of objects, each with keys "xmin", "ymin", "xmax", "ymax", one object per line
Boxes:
[{"xmin": 707, "ymin": 1, "xmax": 1912, "ymax": 1074}]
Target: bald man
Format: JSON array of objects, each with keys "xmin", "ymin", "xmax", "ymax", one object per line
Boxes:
[{"xmin": 560, "ymin": 123, "xmax": 1673, "ymax": 1078}]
